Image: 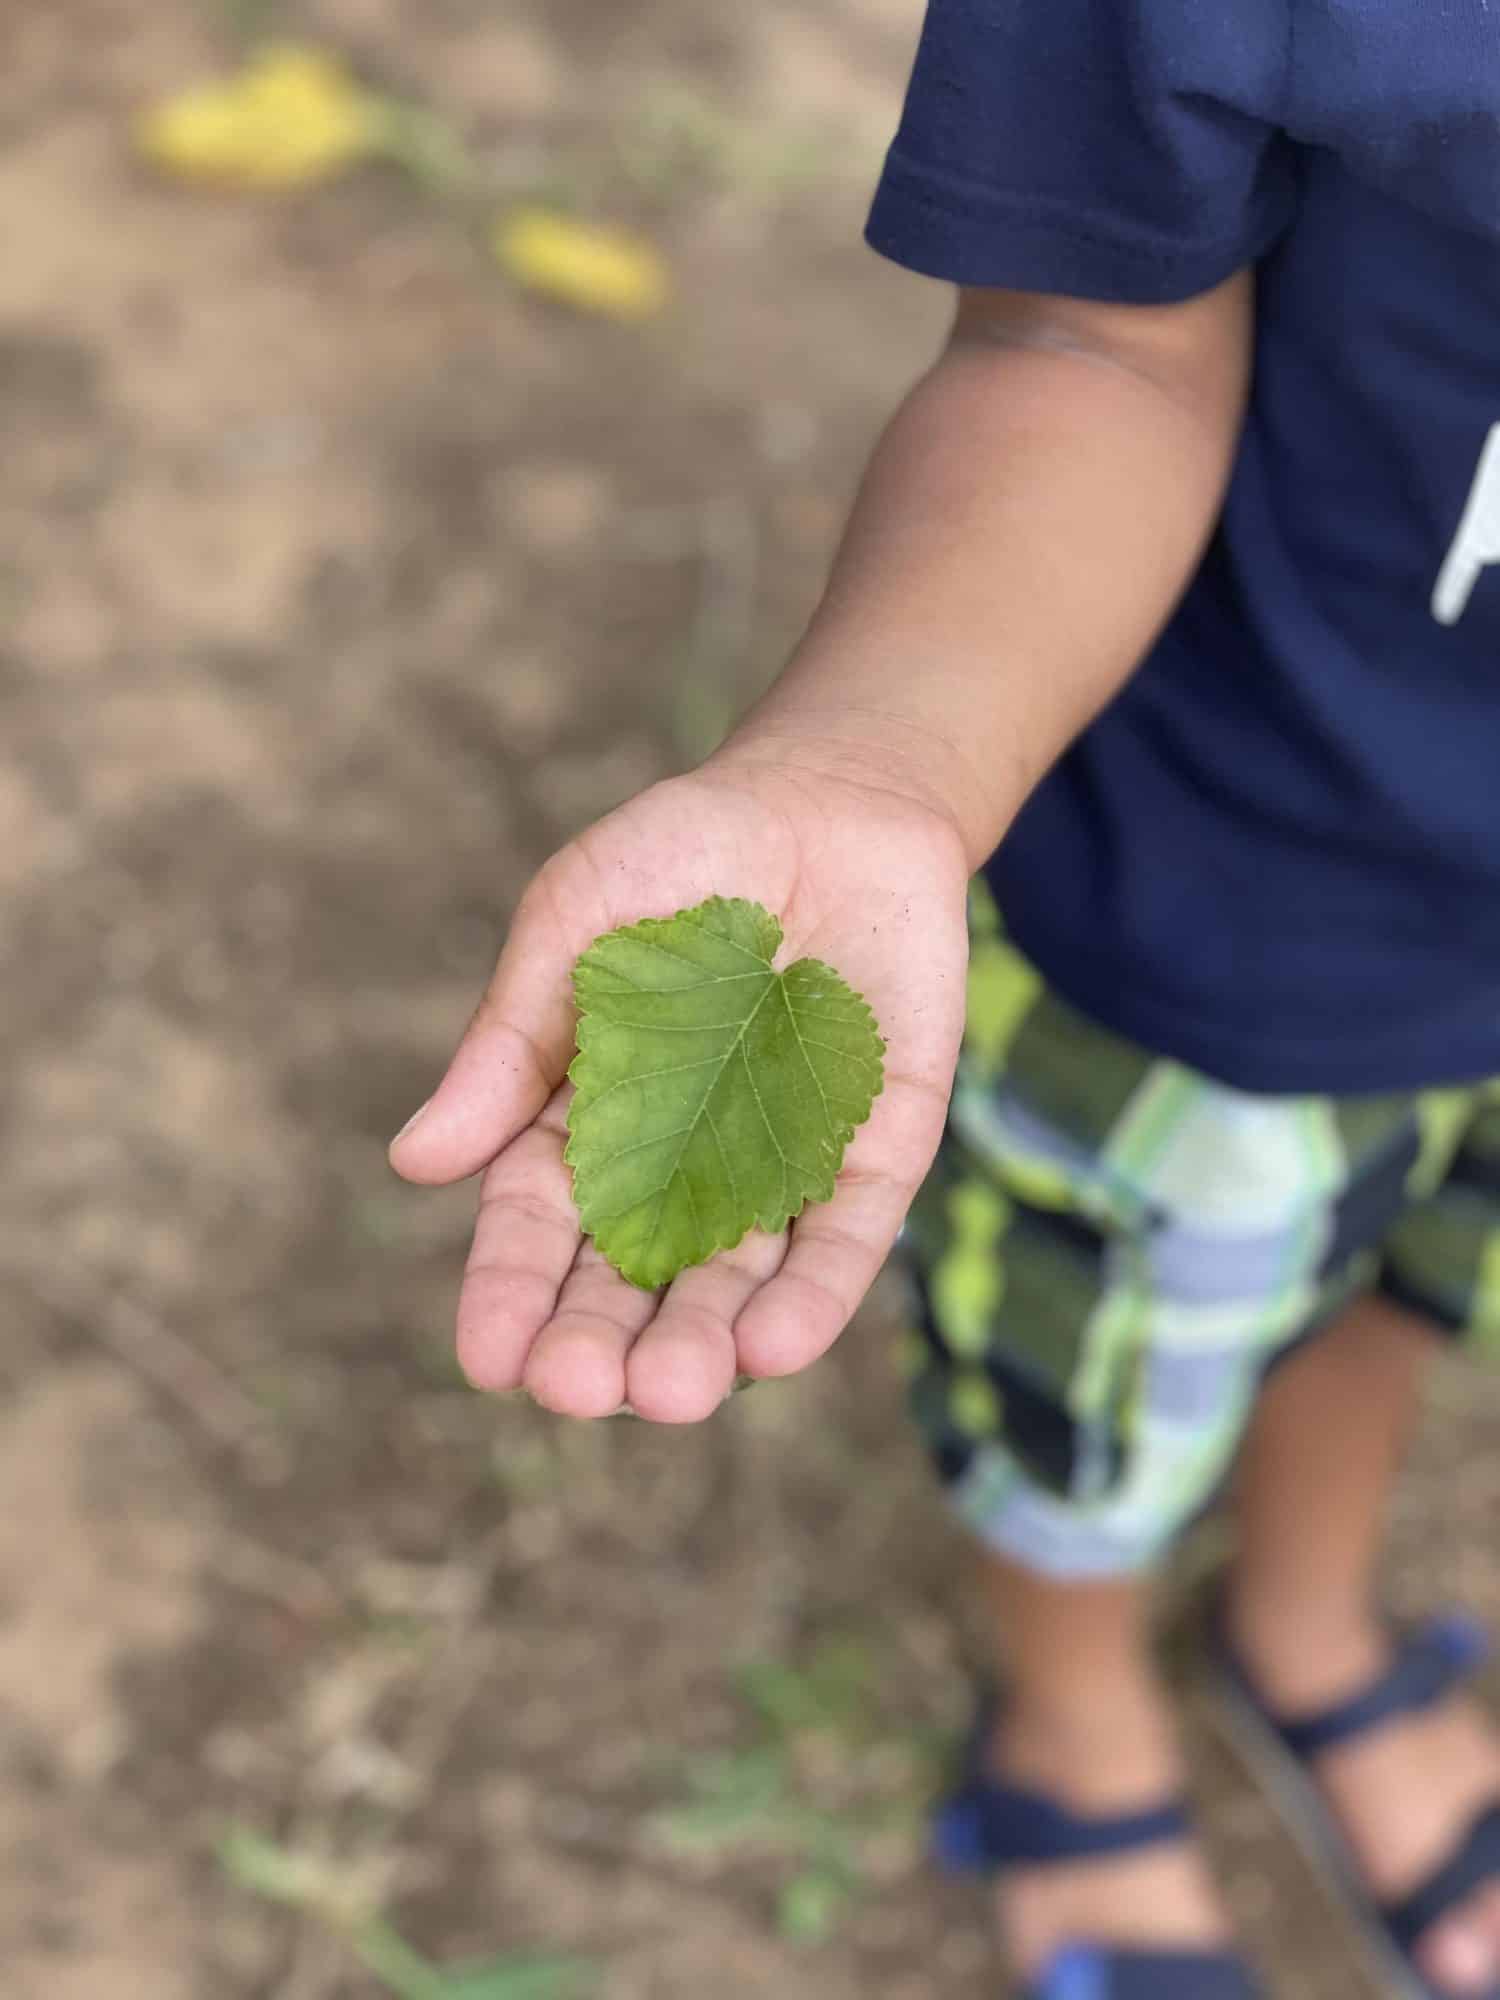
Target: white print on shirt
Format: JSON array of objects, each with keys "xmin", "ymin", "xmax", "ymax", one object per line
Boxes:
[{"xmin": 1433, "ymin": 423, "xmax": 1500, "ymax": 626}]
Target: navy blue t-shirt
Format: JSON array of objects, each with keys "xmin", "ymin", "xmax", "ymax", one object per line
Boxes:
[{"xmin": 867, "ymin": 0, "xmax": 1500, "ymax": 1093}]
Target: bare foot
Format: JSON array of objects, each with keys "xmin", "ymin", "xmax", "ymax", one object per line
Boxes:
[
  {"xmin": 1229, "ymin": 1604, "xmax": 1500, "ymax": 1997},
  {"xmin": 988, "ymin": 1679, "xmax": 1232, "ymax": 1980}
]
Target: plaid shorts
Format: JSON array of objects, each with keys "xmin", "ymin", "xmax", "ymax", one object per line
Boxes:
[{"xmin": 899, "ymin": 881, "xmax": 1500, "ymax": 1579}]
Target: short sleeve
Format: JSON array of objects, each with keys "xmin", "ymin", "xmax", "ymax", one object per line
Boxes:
[{"xmin": 866, "ymin": 0, "xmax": 1298, "ymax": 304}]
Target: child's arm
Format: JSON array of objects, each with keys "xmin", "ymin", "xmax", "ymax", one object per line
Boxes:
[
  {"xmin": 726, "ymin": 273, "xmax": 1253, "ymax": 869},
  {"xmin": 390, "ymin": 274, "xmax": 1251, "ymax": 1423}
]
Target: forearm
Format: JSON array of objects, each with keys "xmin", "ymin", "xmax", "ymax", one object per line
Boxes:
[{"xmin": 716, "ymin": 277, "xmax": 1252, "ymax": 869}]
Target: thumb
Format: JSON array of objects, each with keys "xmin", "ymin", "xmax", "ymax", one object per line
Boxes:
[{"xmin": 389, "ymin": 882, "xmax": 580, "ymax": 1185}]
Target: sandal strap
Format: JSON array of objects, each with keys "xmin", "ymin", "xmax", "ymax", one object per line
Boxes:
[
  {"xmin": 1383, "ymin": 1800, "xmax": 1500, "ymax": 1955},
  {"xmin": 1267, "ymin": 1614, "xmax": 1491, "ymax": 1760},
  {"xmin": 933, "ymin": 1691, "xmax": 1193, "ymax": 1873},
  {"xmin": 1031, "ymin": 1944, "xmax": 1262, "ymax": 2000},
  {"xmin": 933, "ymin": 1780, "xmax": 1190, "ymax": 1872}
]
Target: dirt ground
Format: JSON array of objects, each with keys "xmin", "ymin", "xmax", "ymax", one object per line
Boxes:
[{"xmin": 6, "ymin": 4, "xmax": 1500, "ymax": 1996}]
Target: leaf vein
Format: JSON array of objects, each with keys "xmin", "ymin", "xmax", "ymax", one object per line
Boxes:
[
  {"xmin": 680, "ymin": 1167, "xmax": 703, "ymax": 1249},
  {"xmin": 779, "ymin": 980, "xmax": 836, "ymax": 1146},
  {"xmin": 595, "ymin": 1121, "xmax": 699, "ymax": 1163},
  {"xmin": 588, "ymin": 1016, "xmax": 759, "ymax": 1034},
  {"xmin": 703, "ymin": 1102, "xmax": 739, "ymax": 1215},
  {"xmin": 794, "ymin": 1035, "xmax": 883, "ymax": 1066},
  {"xmin": 591, "ymin": 963, "xmax": 767, "ymax": 992},
  {"xmin": 630, "ymin": 932, "xmax": 770, "ymax": 977},
  {"xmin": 581, "ymin": 976, "xmax": 780, "ymax": 1232},
  {"xmin": 738, "ymin": 1035, "xmax": 789, "ymax": 1223},
  {"xmin": 681, "ymin": 913, "xmax": 780, "ymax": 968},
  {"xmin": 574, "ymin": 1054, "xmax": 726, "ymax": 1108}
]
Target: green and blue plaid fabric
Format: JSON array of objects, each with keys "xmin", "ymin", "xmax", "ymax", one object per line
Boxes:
[{"xmin": 899, "ymin": 881, "xmax": 1500, "ymax": 1577}]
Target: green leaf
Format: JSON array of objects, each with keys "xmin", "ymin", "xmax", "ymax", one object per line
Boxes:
[{"xmin": 566, "ymin": 897, "xmax": 884, "ymax": 1289}]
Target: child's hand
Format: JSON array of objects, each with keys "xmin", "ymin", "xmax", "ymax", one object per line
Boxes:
[{"xmin": 390, "ymin": 752, "xmax": 970, "ymax": 1422}]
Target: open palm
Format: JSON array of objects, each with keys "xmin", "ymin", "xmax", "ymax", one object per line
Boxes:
[{"xmin": 390, "ymin": 757, "xmax": 970, "ymax": 1422}]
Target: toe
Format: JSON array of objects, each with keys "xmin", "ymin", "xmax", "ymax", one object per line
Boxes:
[{"xmin": 1418, "ymin": 1901, "xmax": 1500, "ymax": 1997}]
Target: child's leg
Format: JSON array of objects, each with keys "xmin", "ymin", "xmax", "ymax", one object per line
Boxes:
[
  {"xmin": 1227, "ymin": 1293, "xmax": 1500, "ymax": 1994},
  {"xmin": 907, "ymin": 911, "xmax": 1333, "ymax": 1977},
  {"xmin": 914, "ymin": 908, "xmax": 1500, "ymax": 1984},
  {"xmin": 977, "ymin": 1552, "xmax": 1230, "ymax": 1973},
  {"xmin": 1228, "ymin": 1290, "xmax": 1429, "ymax": 1695}
]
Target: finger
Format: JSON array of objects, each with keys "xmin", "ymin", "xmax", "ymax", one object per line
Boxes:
[
  {"xmin": 624, "ymin": 1229, "xmax": 787, "ymax": 1424},
  {"xmin": 522, "ymin": 1246, "xmax": 660, "ymax": 1419},
  {"xmin": 390, "ymin": 866, "xmax": 594, "ymax": 1186},
  {"xmin": 732, "ymin": 1072, "xmax": 945, "ymax": 1378},
  {"xmin": 454, "ymin": 1090, "xmax": 580, "ymax": 1391}
]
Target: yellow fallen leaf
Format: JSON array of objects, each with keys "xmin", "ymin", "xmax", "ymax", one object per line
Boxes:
[
  {"xmin": 137, "ymin": 45, "xmax": 382, "ymax": 191},
  {"xmin": 492, "ymin": 209, "xmax": 668, "ymax": 321}
]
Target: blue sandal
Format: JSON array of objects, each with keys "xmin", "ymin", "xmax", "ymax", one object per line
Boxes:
[
  {"xmin": 1213, "ymin": 1611, "xmax": 1500, "ymax": 2000},
  {"xmin": 932, "ymin": 1700, "xmax": 1264, "ymax": 1999}
]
